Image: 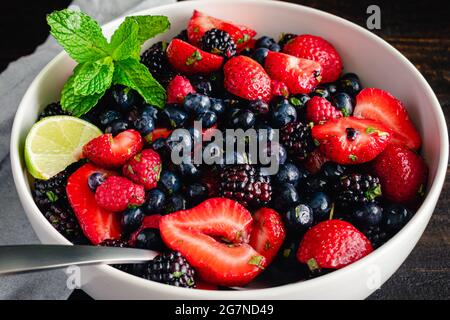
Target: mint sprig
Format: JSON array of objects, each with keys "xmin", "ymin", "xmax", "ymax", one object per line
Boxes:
[{"xmin": 47, "ymin": 9, "xmax": 170, "ymax": 116}]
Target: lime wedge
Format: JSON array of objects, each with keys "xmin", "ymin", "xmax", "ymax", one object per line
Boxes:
[{"xmin": 24, "ymin": 116, "xmax": 102, "ymax": 180}]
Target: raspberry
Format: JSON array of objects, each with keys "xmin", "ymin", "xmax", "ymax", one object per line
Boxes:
[
  {"xmin": 95, "ymin": 176, "xmax": 145, "ymax": 212},
  {"xmin": 306, "ymin": 96, "xmax": 343, "ymax": 124},
  {"xmin": 201, "ymin": 28, "xmax": 237, "ymax": 58},
  {"xmin": 280, "ymin": 121, "xmax": 315, "ymax": 161},
  {"xmin": 123, "ymin": 149, "xmax": 162, "ymax": 190}
]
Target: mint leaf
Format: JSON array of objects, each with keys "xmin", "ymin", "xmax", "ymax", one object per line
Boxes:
[
  {"xmin": 61, "ymin": 65, "xmax": 105, "ymax": 117},
  {"xmin": 47, "ymin": 9, "xmax": 109, "ymax": 63},
  {"xmin": 73, "ymin": 57, "xmax": 114, "ymax": 95},
  {"xmin": 113, "ymin": 58, "xmax": 166, "ymax": 108},
  {"xmin": 125, "ymin": 15, "xmax": 170, "ymax": 44},
  {"xmin": 108, "ymin": 19, "xmax": 140, "ymax": 60}
]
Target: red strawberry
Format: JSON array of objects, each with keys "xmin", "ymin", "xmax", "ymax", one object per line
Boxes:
[
  {"xmin": 128, "ymin": 214, "xmax": 162, "ymax": 246},
  {"xmin": 95, "ymin": 176, "xmax": 145, "ymax": 212},
  {"xmin": 271, "ymin": 80, "xmax": 289, "ymax": 98},
  {"xmin": 147, "ymin": 127, "xmax": 172, "ymax": 143},
  {"xmin": 83, "ymin": 129, "xmax": 143, "ymax": 168},
  {"xmin": 123, "ymin": 149, "xmax": 162, "ymax": 190},
  {"xmin": 297, "ymin": 219, "xmax": 373, "ymax": 269},
  {"xmin": 187, "ymin": 10, "xmax": 256, "ymax": 51},
  {"xmin": 283, "ymin": 34, "xmax": 343, "ymax": 83},
  {"xmin": 303, "ymin": 148, "xmax": 329, "ymax": 174},
  {"xmin": 354, "ymin": 88, "xmax": 422, "ymax": 150},
  {"xmin": 249, "ymin": 208, "xmax": 286, "ymax": 264},
  {"xmin": 195, "ymin": 280, "xmax": 218, "ymax": 291},
  {"xmin": 166, "ymin": 39, "xmax": 223, "ymax": 74},
  {"xmin": 167, "ymin": 75, "xmax": 196, "ymax": 104},
  {"xmin": 312, "ymin": 117, "xmax": 392, "ymax": 164},
  {"xmin": 66, "ymin": 163, "xmax": 121, "ymax": 245},
  {"xmin": 264, "ymin": 51, "xmax": 322, "ymax": 94},
  {"xmin": 306, "ymin": 96, "xmax": 343, "ymax": 123},
  {"xmin": 372, "ymin": 144, "xmax": 428, "ymax": 205},
  {"xmin": 223, "ymin": 56, "xmax": 272, "ymax": 102},
  {"xmin": 159, "ymin": 198, "xmax": 266, "ymax": 286}
]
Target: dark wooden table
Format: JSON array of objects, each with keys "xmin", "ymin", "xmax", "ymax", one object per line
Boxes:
[{"xmin": 1, "ymin": 0, "xmax": 448, "ymax": 300}]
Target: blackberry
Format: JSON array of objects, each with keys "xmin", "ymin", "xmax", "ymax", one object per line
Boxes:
[
  {"xmin": 201, "ymin": 28, "xmax": 236, "ymax": 58},
  {"xmin": 141, "ymin": 41, "xmax": 174, "ymax": 85},
  {"xmin": 43, "ymin": 204, "xmax": 83, "ymax": 242},
  {"xmin": 333, "ymin": 173, "xmax": 382, "ymax": 210},
  {"xmin": 278, "ymin": 33, "xmax": 297, "ymax": 48},
  {"xmin": 38, "ymin": 102, "xmax": 70, "ymax": 120},
  {"xmin": 219, "ymin": 164, "xmax": 272, "ymax": 208},
  {"xmin": 362, "ymin": 225, "xmax": 388, "ymax": 249},
  {"xmin": 143, "ymin": 251, "xmax": 195, "ymax": 288},
  {"xmin": 280, "ymin": 121, "xmax": 315, "ymax": 161}
]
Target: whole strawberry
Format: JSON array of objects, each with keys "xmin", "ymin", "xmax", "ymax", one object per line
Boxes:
[
  {"xmin": 271, "ymin": 80, "xmax": 289, "ymax": 98},
  {"xmin": 95, "ymin": 176, "xmax": 145, "ymax": 212},
  {"xmin": 123, "ymin": 149, "xmax": 162, "ymax": 190},
  {"xmin": 372, "ymin": 144, "xmax": 428, "ymax": 205},
  {"xmin": 283, "ymin": 34, "xmax": 343, "ymax": 83},
  {"xmin": 297, "ymin": 219, "xmax": 373, "ymax": 269},
  {"xmin": 224, "ymin": 56, "xmax": 272, "ymax": 102},
  {"xmin": 167, "ymin": 75, "xmax": 196, "ymax": 104},
  {"xmin": 306, "ymin": 96, "xmax": 342, "ymax": 124}
]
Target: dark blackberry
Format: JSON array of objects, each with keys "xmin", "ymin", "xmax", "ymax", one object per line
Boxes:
[
  {"xmin": 99, "ymin": 239, "xmax": 129, "ymax": 247},
  {"xmin": 201, "ymin": 28, "xmax": 236, "ymax": 58},
  {"xmin": 219, "ymin": 164, "xmax": 272, "ymax": 208},
  {"xmin": 362, "ymin": 225, "xmax": 388, "ymax": 249},
  {"xmin": 38, "ymin": 102, "xmax": 70, "ymax": 120},
  {"xmin": 333, "ymin": 173, "xmax": 382, "ymax": 210},
  {"xmin": 278, "ymin": 33, "xmax": 297, "ymax": 48},
  {"xmin": 143, "ymin": 251, "xmax": 195, "ymax": 288},
  {"xmin": 141, "ymin": 41, "xmax": 174, "ymax": 85},
  {"xmin": 280, "ymin": 121, "xmax": 315, "ymax": 161},
  {"xmin": 43, "ymin": 204, "xmax": 84, "ymax": 243},
  {"xmin": 174, "ymin": 29, "xmax": 188, "ymax": 42}
]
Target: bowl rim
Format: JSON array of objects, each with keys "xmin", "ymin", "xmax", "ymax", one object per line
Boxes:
[{"xmin": 10, "ymin": 0, "xmax": 449, "ymax": 299}]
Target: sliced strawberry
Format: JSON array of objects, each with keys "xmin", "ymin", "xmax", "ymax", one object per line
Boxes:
[
  {"xmin": 83, "ymin": 129, "xmax": 143, "ymax": 168},
  {"xmin": 264, "ymin": 51, "xmax": 322, "ymax": 94},
  {"xmin": 159, "ymin": 198, "xmax": 266, "ymax": 286},
  {"xmin": 249, "ymin": 208, "xmax": 286, "ymax": 264},
  {"xmin": 66, "ymin": 163, "xmax": 121, "ymax": 245},
  {"xmin": 128, "ymin": 214, "xmax": 162, "ymax": 246},
  {"xmin": 312, "ymin": 117, "xmax": 392, "ymax": 164},
  {"xmin": 147, "ymin": 128, "xmax": 172, "ymax": 143},
  {"xmin": 167, "ymin": 75, "xmax": 196, "ymax": 104},
  {"xmin": 187, "ymin": 10, "xmax": 256, "ymax": 51},
  {"xmin": 166, "ymin": 39, "xmax": 223, "ymax": 74},
  {"xmin": 354, "ymin": 88, "xmax": 422, "ymax": 150}
]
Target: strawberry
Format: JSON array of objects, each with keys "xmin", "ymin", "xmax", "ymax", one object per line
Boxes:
[
  {"xmin": 95, "ymin": 176, "xmax": 145, "ymax": 212},
  {"xmin": 123, "ymin": 149, "xmax": 162, "ymax": 190},
  {"xmin": 147, "ymin": 127, "xmax": 172, "ymax": 143},
  {"xmin": 128, "ymin": 214, "xmax": 162, "ymax": 246},
  {"xmin": 312, "ymin": 117, "xmax": 392, "ymax": 164},
  {"xmin": 354, "ymin": 88, "xmax": 422, "ymax": 150},
  {"xmin": 166, "ymin": 75, "xmax": 196, "ymax": 104},
  {"xmin": 223, "ymin": 56, "xmax": 272, "ymax": 102},
  {"xmin": 166, "ymin": 39, "xmax": 223, "ymax": 74},
  {"xmin": 297, "ymin": 219, "xmax": 373, "ymax": 269},
  {"xmin": 195, "ymin": 280, "xmax": 218, "ymax": 291},
  {"xmin": 83, "ymin": 129, "xmax": 143, "ymax": 168},
  {"xmin": 306, "ymin": 96, "xmax": 343, "ymax": 124},
  {"xmin": 264, "ymin": 51, "xmax": 322, "ymax": 94},
  {"xmin": 66, "ymin": 163, "xmax": 121, "ymax": 245},
  {"xmin": 283, "ymin": 34, "xmax": 343, "ymax": 83},
  {"xmin": 372, "ymin": 144, "xmax": 428, "ymax": 205},
  {"xmin": 249, "ymin": 208, "xmax": 286, "ymax": 264},
  {"xmin": 159, "ymin": 198, "xmax": 266, "ymax": 286},
  {"xmin": 303, "ymin": 148, "xmax": 329, "ymax": 174},
  {"xmin": 187, "ymin": 10, "xmax": 256, "ymax": 51},
  {"xmin": 271, "ymin": 80, "xmax": 289, "ymax": 98}
]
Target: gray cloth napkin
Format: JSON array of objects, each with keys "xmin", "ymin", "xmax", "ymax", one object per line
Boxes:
[{"xmin": 0, "ymin": 0, "xmax": 175, "ymax": 300}]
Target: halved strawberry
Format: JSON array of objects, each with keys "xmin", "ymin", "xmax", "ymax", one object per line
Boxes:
[
  {"xmin": 354, "ymin": 88, "xmax": 421, "ymax": 150},
  {"xmin": 166, "ymin": 39, "xmax": 223, "ymax": 74},
  {"xmin": 66, "ymin": 163, "xmax": 121, "ymax": 245},
  {"xmin": 249, "ymin": 208, "xmax": 286, "ymax": 264},
  {"xmin": 187, "ymin": 10, "xmax": 256, "ymax": 51},
  {"xmin": 128, "ymin": 214, "xmax": 162, "ymax": 246},
  {"xmin": 312, "ymin": 117, "xmax": 392, "ymax": 164},
  {"xmin": 159, "ymin": 198, "xmax": 266, "ymax": 286},
  {"xmin": 147, "ymin": 127, "xmax": 172, "ymax": 143},
  {"xmin": 264, "ymin": 51, "xmax": 322, "ymax": 94},
  {"xmin": 83, "ymin": 129, "xmax": 143, "ymax": 168}
]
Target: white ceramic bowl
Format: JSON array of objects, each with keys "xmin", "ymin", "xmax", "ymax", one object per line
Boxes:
[{"xmin": 10, "ymin": 0, "xmax": 448, "ymax": 299}]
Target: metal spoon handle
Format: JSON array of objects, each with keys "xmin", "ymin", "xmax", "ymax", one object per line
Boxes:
[{"xmin": 0, "ymin": 245, "xmax": 158, "ymax": 275}]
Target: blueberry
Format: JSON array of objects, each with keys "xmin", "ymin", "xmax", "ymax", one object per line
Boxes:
[
  {"xmin": 284, "ymin": 204, "xmax": 314, "ymax": 231},
  {"xmin": 323, "ymin": 82, "xmax": 338, "ymax": 95},
  {"xmin": 183, "ymin": 93, "xmax": 211, "ymax": 115},
  {"xmin": 99, "ymin": 110, "xmax": 122, "ymax": 128},
  {"xmin": 249, "ymin": 99, "xmax": 270, "ymax": 115},
  {"xmin": 273, "ymin": 183, "xmax": 300, "ymax": 210},
  {"xmin": 321, "ymin": 162, "xmax": 346, "ymax": 179},
  {"xmin": 126, "ymin": 106, "xmax": 140, "ymax": 124},
  {"xmin": 166, "ymin": 130, "xmax": 192, "ymax": 156},
  {"xmin": 151, "ymin": 138, "xmax": 169, "ymax": 161},
  {"xmin": 197, "ymin": 110, "xmax": 218, "ymax": 128},
  {"xmin": 255, "ymin": 36, "xmax": 276, "ymax": 49},
  {"xmin": 341, "ymin": 73, "xmax": 360, "ymax": 81},
  {"xmin": 133, "ymin": 109, "xmax": 155, "ymax": 136},
  {"xmin": 111, "ymin": 85, "xmax": 135, "ymax": 113},
  {"xmin": 332, "ymin": 92, "xmax": 354, "ymax": 116},
  {"xmin": 256, "ymin": 123, "xmax": 276, "ymax": 143},
  {"xmin": 275, "ymin": 163, "xmax": 301, "ymax": 187},
  {"xmin": 141, "ymin": 104, "xmax": 160, "ymax": 121},
  {"xmin": 353, "ymin": 203, "xmax": 383, "ymax": 228},
  {"xmin": 230, "ymin": 109, "xmax": 256, "ymax": 129},
  {"xmin": 121, "ymin": 207, "xmax": 144, "ymax": 234},
  {"xmin": 308, "ymin": 192, "xmax": 332, "ymax": 221},
  {"xmin": 339, "ymin": 75, "xmax": 362, "ymax": 96},
  {"xmin": 144, "ymin": 189, "xmax": 166, "ymax": 214},
  {"xmin": 189, "ymin": 75, "xmax": 213, "ymax": 96},
  {"xmin": 270, "ymin": 97, "xmax": 297, "ymax": 128},
  {"xmin": 135, "ymin": 228, "xmax": 165, "ymax": 251},
  {"xmin": 87, "ymin": 172, "xmax": 106, "ymax": 192},
  {"xmin": 299, "ymin": 176, "xmax": 329, "ymax": 195},
  {"xmin": 268, "ymin": 43, "xmax": 281, "ymax": 52},
  {"xmin": 165, "ymin": 193, "xmax": 187, "ymax": 214},
  {"xmin": 177, "ymin": 162, "xmax": 201, "ymax": 179},
  {"xmin": 105, "ymin": 119, "xmax": 129, "ymax": 136},
  {"xmin": 383, "ymin": 204, "xmax": 412, "ymax": 232},
  {"xmin": 310, "ymin": 85, "xmax": 330, "ymax": 100},
  {"xmin": 158, "ymin": 170, "xmax": 181, "ymax": 195},
  {"xmin": 261, "ymin": 142, "xmax": 287, "ymax": 166},
  {"xmin": 210, "ymin": 98, "xmax": 226, "ymax": 114},
  {"xmin": 252, "ymin": 48, "xmax": 269, "ymax": 65},
  {"xmin": 161, "ymin": 105, "xmax": 188, "ymax": 128},
  {"xmin": 185, "ymin": 183, "xmax": 207, "ymax": 204}
]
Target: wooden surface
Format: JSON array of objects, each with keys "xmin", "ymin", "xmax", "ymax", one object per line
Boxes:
[{"xmin": 1, "ymin": 0, "xmax": 448, "ymax": 300}]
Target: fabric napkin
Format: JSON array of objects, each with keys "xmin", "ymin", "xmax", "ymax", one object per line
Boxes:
[{"xmin": 0, "ymin": 0, "xmax": 175, "ymax": 300}]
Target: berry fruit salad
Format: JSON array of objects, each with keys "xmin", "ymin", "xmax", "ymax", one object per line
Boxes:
[{"xmin": 25, "ymin": 9, "xmax": 428, "ymax": 289}]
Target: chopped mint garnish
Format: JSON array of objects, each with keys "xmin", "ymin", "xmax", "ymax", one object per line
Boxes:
[
  {"xmin": 349, "ymin": 154, "xmax": 358, "ymax": 162},
  {"xmin": 186, "ymin": 50, "xmax": 202, "ymax": 66},
  {"xmin": 46, "ymin": 191, "xmax": 58, "ymax": 203},
  {"xmin": 248, "ymin": 255, "xmax": 265, "ymax": 269},
  {"xmin": 365, "ymin": 185, "xmax": 382, "ymax": 201}
]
